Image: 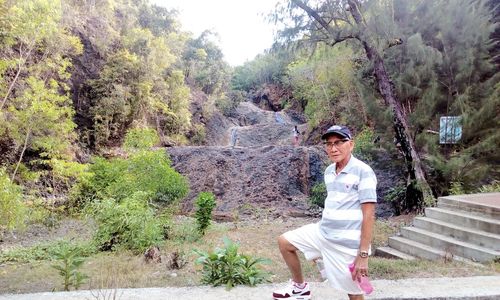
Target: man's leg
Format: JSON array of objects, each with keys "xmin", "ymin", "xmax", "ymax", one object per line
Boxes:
[
  {"xmin": 278, "ymin": 235, "xmax": 304, "ymax": 283},
  {"xmin": 348, "ymin": 294, "xmax": 364, "ymax": 300}
]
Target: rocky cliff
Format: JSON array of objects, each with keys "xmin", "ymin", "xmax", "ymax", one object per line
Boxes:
[{"xmin": 168, "ymin": 100, "xmax": 399, "ymax": 219}]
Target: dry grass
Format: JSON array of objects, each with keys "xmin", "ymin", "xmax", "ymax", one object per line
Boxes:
[{"xmin": 0, "ymin": 215, "xmax": 498, "ymax": 294}]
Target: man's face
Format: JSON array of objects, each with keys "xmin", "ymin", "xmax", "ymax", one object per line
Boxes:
[{"xmin": 324, "ymin": 134, "xmax": 354, "ymax": 164}]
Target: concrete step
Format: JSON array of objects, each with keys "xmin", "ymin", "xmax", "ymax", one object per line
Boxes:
[
  {"xmin": 388, "ymin": 236, "xmax": 454, "ymax": 261},
  {"xmin": 375, "ymin": 246, "xmax": 416, "ymax": 260},
  {"xmin": 425, "ymin": 207, "xmax": 500, "ymax": 234},
  {"xmin": 400, "ymin": 226, "xmax": 500, "ymax": 262},
  {"xmin": 413, "ymin": 216, "xmax": 500, "ymax": 249},
  {"xmin": 438, "ymin": 193, "xmax": 500, "ymax": 218}
]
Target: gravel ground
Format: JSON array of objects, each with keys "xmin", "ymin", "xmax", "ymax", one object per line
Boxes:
[{"xmin": 1, "ymin": 276, "xmax": 499, "ymax": 300}]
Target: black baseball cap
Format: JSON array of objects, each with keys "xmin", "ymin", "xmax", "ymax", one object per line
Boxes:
[{"xmin": 321, "ymin": 125, "xmax": 352, "ymax": 140}]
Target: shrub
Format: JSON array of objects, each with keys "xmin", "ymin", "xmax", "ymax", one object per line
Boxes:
[
  {"xmin": 385, "ymin": 183, "xmax": 407, "ymax": 215},
  {"xmin": 51, "ymin": 241, "xmax": 88, "ymax": 291},
  {"xmin": 478, "ymin": 181, "xmax": 500, "ymax": 193},
  {"xmin": 86, "ymin": 194, "xmax": 164, "ymax": 253},
  {"xmin": 449, "ymin": 181, "xmax": 465, "ymax": 195},
  {"xmin": 195, "ymin": 192, "xmax": 217, "ymax": 235},
  {"xmin": 194, "ymin": 237, "xmax": 271, "ymax": 289},
  {"xmin": 123, "ymin": 127, "xmax": 160, "ymax": 150},
  {"xmin": 353, "ymin": 127, "xmax": 376, "ymax": 162},
  {"xmin": 309, "ymin": 182, "xmax": 326, "ymax": 208},
  {"xmin": 0, "ymin": 168, "xmax": 26, "ymax": 235},
  {"xmin": 71, "ymin": 150, "xmax": 189, "ymax": 209}
]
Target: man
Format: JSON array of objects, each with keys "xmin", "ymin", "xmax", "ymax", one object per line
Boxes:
[{"xmin": 273, "ymin": 125, "xmax": 377, "ymax": 300}]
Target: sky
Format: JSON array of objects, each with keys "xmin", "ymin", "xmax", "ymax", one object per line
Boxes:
[{"xmin": 152, "ymin": 0, "xmax": 280, "ymax": 66}]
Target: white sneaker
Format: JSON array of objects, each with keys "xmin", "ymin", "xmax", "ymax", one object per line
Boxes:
[{"xmin": 272, "ymin": 280, "xmax": 311, "ymax": 300}]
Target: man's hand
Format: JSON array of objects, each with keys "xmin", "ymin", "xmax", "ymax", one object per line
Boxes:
[{"xmin": 351, "ymin": 256, "xmax": 369, "ymax": 282}]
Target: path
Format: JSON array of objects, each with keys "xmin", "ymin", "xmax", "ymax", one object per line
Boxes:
[{"xmin": 1, "ymin": 276, "xmax": 499, "ymax": 299}]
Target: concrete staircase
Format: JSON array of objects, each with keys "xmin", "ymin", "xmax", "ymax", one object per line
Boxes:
[{"xmin": 376, "ymin": 192, "xmax": 500, "ymax": 263}]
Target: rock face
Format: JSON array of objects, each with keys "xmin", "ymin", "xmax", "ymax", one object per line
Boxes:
[
  {"xmin": 168, "ymin": 145, "xmax": 327, "ymax": 216},
  {"xmin": 168, "ymin": 100, "xmax": 399, "ymax": 218},
  {"xmin": 169, "ymin": 100, "xmax": 326, "ymax": 217}
]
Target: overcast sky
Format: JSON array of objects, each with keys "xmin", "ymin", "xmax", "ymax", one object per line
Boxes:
[{"xmin": 151, "ymin": 0, "xmax": 280, "ymax": 66}]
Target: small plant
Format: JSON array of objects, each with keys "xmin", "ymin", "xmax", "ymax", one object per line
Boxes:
[
  {"xmin": 449, "ymin": 181, "xmax": 465, "ymax": 195},
  {"xmin": 195, "ymin": 192, "xmax": 217, "ymax": 235},
  {"xmin": 309, "ymin": 182, "xmax": 327, "ymax": 208},
  {"xmin": 194, "ymin": 237, "xmax": 271, "ymax": 289},
  {"xmin": 167, "ymin": 250, "xmax": 188, "ymax": 270},
  {"xmin": 51, "ymin": 242, "xmax": 89, "ymax": 291},
  {"xmin": 385, "ymin": 183, "xmax": 406, "ymax": 215},
  {"xmin": 478, "ymin": 181, "xmax": 500, "ymax": 193}
]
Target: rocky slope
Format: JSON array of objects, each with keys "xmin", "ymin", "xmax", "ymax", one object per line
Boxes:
[{"xmin": 168, "ymin": 100, "xmax": 399, "ymax": 218}]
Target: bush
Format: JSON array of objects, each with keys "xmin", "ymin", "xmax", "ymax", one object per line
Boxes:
[
  {"xmin": 194, "ymin": 237, "xmax": 271, "ymax": 289},
  {"xmin": 309, "ymin": 182, "xmax": 326, "ymax": 208},
  {"xmin": 385, "ymin": 183, "xmax": 407, "ymax": 215},
  {"xmin": 124, "ymin": 127, "xmax": 160, "ymax": 150},
  {"xmin": 195, "ymin": 192, "xmax": 217, "ymax": 235},
  {"xmin": 0, "ymin": 168, "xmax": 26, "ymax": 234},
  {"xmin": 86, "ymin": 194, "xmax": 165, "ymax": 253},
  {"xmin": 71, "ymin": 150, "xmax": 189, "ymax": 209},
  {"xmin": 353, "ymin": 127, "xmax": 376, "ymax": 162}
]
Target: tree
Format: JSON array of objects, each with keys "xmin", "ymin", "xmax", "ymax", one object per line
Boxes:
[
  {"xmin": 0, "ymin": 0, "xmax": 81, "ymax": 180},
  {"xmin": 274, "ymin": 0, "xmax": 433, "ymax": 209}
]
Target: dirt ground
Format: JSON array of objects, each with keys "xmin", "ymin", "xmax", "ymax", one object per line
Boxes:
[{"xmin": 1, "ymin": 214, "xmax": 498, "ymax": 294}]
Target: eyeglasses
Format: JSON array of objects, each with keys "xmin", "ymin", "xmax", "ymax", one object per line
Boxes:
[{"xmin": 323, "ymin": 139, "xmax": 350, "ymax": 149}]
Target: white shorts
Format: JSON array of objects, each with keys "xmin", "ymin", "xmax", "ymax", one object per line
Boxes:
[{"xmin": 283, "ymin": 222, "xmax": 363, "ymax": 295}]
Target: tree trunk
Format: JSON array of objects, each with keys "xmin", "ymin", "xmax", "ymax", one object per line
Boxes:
[
  {"xmin": 348, "ymin": 0, "xmax": 434, "ymax": 210},
  {"xmin": 12, "ymin": 127, "xmax": 31, "ymax": 181}
]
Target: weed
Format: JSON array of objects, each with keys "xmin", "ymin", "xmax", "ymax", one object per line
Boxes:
[
  {"xmin": 194, "ymin": 236, "xmax": 271, "ymax": 289},
  {"xmin": 51, "ymin": 242, "xmax": 89, "ymax": 291}
]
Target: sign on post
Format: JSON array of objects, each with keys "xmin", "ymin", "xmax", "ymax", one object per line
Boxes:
[{"xmin": 439, "ymin": 116, "xmax": 462, "ymax": 144}]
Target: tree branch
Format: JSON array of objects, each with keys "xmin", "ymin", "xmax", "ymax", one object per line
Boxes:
[{"xmin": 292, "ymin": 0, "xmax": 355, "ymax": 45}]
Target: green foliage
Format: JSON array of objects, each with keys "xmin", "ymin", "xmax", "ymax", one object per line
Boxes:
[
  {"xmin": 0, "ymin": 0, "xmax": 81, "ymax": 181},
  {"xmin": 309, "ymin": 182, "xmax": 326, "ymax": 208},
  {"xmin": 231, "ymin": 50, "xmax": 290, "ymax": 91},
  {"xmin": 0, "ymin": 239, "xmax": 95, "ymax": 264},
  {"xmin": 353, "ymin": 127, "xmax": 376, "ymax": 162},
  {"xmin": 194, "ymin": 237, "xmax": 271, "ymax": 289},
  {"xmin": 184, "ymin": 31, "xmax": 231, "ymax": 95},
  {"xmin": 0, "ymin": 168, "xmax": 26, "ymax": 234},
  {"xmin": 449, "ymin": 182, "xmax": 466, "ymax": 195},
  {"xmin": 86, "ymin": 195, "xmax": 164, "ymax": 253},
  {"xmin": 124, "ymin": 126, "xmax": 160, "ymax": 150},
  {"xmin": 385, "ymin": 183, "xmax": 407, "ymax": 215},
  {"xmin": 195, "ymin": 192, "xmax": 217, "ymax": 235},
  {"xmin": 50, "ymin": 241, "xmax": 88, "ymax": 291},
  {"xmin": 71, "ymin": 150, "xmax": 188, "ymax": 209},
  {"xmin": 478, "ymin": 181, "xmax": 500, "ymax": 193},
  {"xmin": 287, "ymin": 45, "xmax": 366, "ymax": 129},
  {"xmin": 189, "ymin": 124, "xmax": 206, "ymax": 145}
]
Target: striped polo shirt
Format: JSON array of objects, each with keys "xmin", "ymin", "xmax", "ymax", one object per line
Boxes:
[{"xmin": 319, "ymin": 155, "xmax": 377, "ymax": 256}]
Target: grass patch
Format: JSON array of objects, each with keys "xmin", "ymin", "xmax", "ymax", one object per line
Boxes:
[
  {"xmin": 0, "ymin": 239, "xmax": 95, "ymax": 264},
  {"xmin": 370, "ymin": 257, "xmax": 499, "ymax": 280}
]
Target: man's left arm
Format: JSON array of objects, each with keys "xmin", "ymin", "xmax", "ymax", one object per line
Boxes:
[{"xmin": 351, "ymin": 202, "xmax": 376, "ymax": 281}]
